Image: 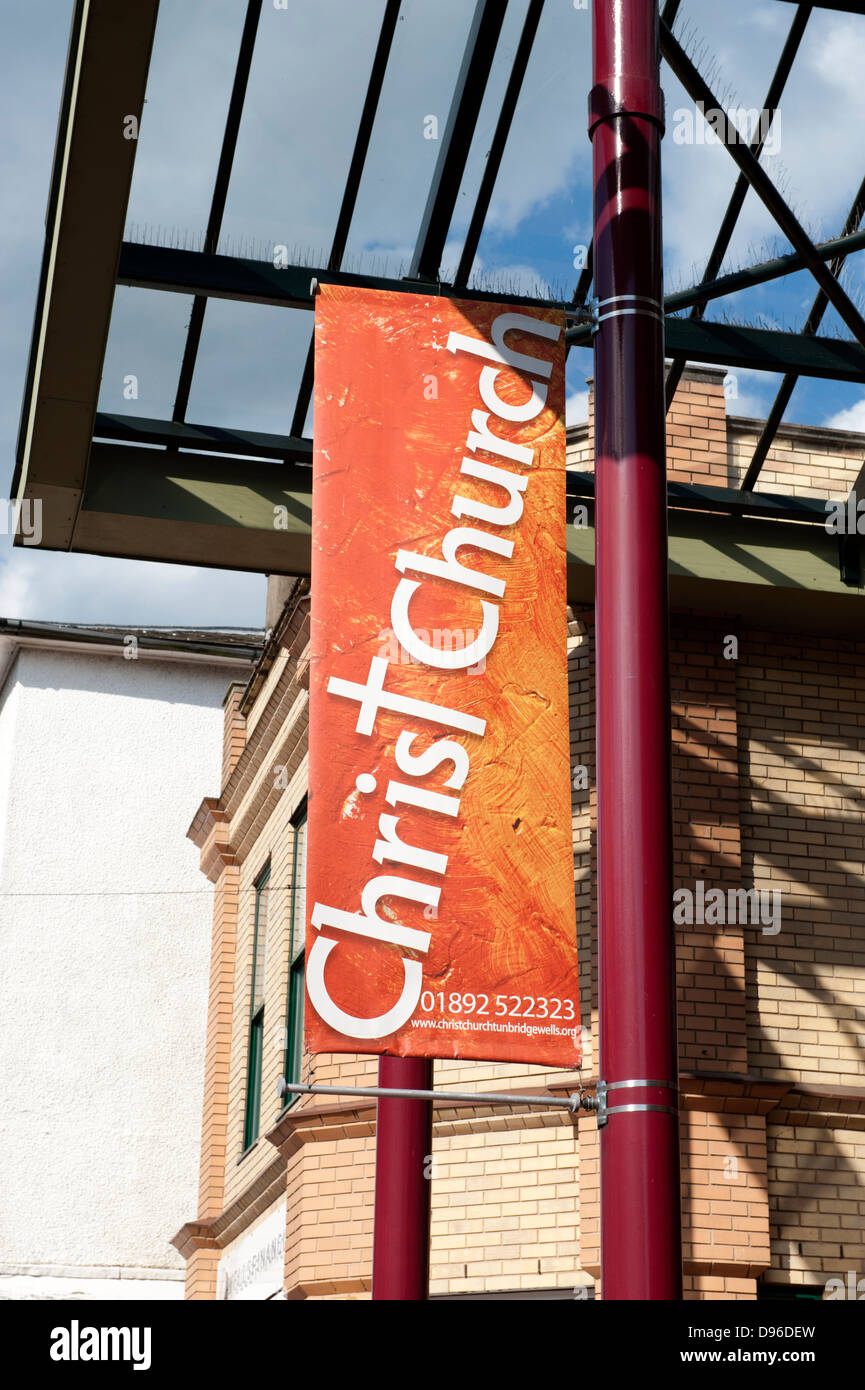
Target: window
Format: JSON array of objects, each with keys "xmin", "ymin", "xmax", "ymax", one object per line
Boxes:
[
  {"xmin": 243, "ymin": 862, "xmax": 270, "ymax": 1151},
  {"xmin": 282, "ymin": 805, "xmax": 307, "ymax": 1105},
  {"xmin": 756, "ymin": 1281, "xmax": 823, "ymax": 1301}
]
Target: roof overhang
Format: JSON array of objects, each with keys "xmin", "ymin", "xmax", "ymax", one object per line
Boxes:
[
  {"xmin": 32, "ymin": 444, "xmax": 859, "ymax": 637},
  {"xmin": 11, "ymin": 0, "xmax": 159, "ymax": 546}
]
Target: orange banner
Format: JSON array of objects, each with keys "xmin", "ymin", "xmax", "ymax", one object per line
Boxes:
[{"xmin": 306, "ymin": 285, "xmax": 579, "ymax": 1066}]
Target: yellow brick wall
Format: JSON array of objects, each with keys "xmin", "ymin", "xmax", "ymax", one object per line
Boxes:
[
  {"xmin": 681, "ymin": 1110, "xmax": 771, "ymax": 1279},
  {"xmin": 739, "ymin": 635, "xmax": 865, "ymax": 1087},
  {"xmin": 429, "ymin": 1123, "xmax": 581, "ymax": 1295},
  {"xmin": 766, "ymin": 1126, "xmax": 865, "ymax": 1288},
  {"xmin": 727, "ymin": 425, "xmax": 864, "ymax": 500},
  {"xmin": 283, "ymin": 1135, "xmax": 375, "ymax": 1299}
]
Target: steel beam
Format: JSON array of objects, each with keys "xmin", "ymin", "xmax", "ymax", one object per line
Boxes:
[
  {"xmin": 665, "ymin": 4, "xmax": 812, "ymax": 408},
  {"xmin": 119, "ymin": 244, "xmax": 865, "ymax": 385},
  {"xmin": 569, "ymin": 470, "xmax": 837, "ymax": 525},
  {"xmin": 172, "ymin": 0, "xmax": 263, "ymax": 423},
  {"xmin": 566, "ymin": 227, "xmax": 865, "ymax": 343},
  {"xmin": 290, "ymin": 0, "xmax": 402, "ymax": 436},
  {"xmin": 117, "ymin": 241, "xmax": 557, "ymax": 310},
  {"xmin": 591, "ymin": 0, "xmax": 681, "ymax": 1301},
  {"xmin": 30, "ymin": 443, "xmax": 864, "ymax": 637},
  {"xmin": 74, "ymin": 441, "xmax": 313, "ymax": 572},
  {"xmin": 120, "ymin": 234, "xmax": 865, "ymax": 350},
  {"xmin": 660, "ymin": 19, "xmax": 865, "ymax": 351},
  {"xmin": 454, "ymin": 0, "xmax": 545, "ymax": 286},
  {"xmin": 742, "ymin": 173, "xmax": 865, "ymax": 491},
  {"xmin": 659, "ymin": 227, "xmax": 865, "ymax": 320},
  {"xmin": 408, "ymin": 0, "xmax": 506, "ymax": 281}
]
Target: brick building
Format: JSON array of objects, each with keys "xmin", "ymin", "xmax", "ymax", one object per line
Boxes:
[{"xmin": 173, "ymin": 369, "xmax": 865, "ymax": 1301}]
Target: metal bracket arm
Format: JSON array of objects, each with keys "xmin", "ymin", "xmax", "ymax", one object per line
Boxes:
[{"xmin": 279, "ymin": 1078, "xmax": 600, "ymax": 1115}]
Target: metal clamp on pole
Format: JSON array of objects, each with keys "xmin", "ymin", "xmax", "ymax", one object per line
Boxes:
[
  {"xmin": 594, "ymin": 1079, "xmax": 679, "ymax": 1129},
  {"xmin": 578, "ymin": 1087, "xmax": 600, "ymax": 1114},
  {"xmin": 564, "ymin": 296, "xmax": 600, "ymax": 333},
  {"xmin": 596, "ymin": 293, "xmax": 664, "ymax": 327}
]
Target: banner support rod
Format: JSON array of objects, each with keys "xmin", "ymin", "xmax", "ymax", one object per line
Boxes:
[{"xmin": 279, "ymin": 1080, "xmax": 597, "ymax": 1113}]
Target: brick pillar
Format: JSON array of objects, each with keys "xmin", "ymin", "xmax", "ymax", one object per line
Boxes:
[
  {"xmin": 222, "ymin": 682, "xmax": 247, "ymax": 786},
  {"xmin": 671, "ymin": 620, "xmax": 772, "ymax": 1294},
  {"xmin": 268, "ymin": 1105, "xmax": 376, "ymax": 1300},
  {"xmin": 186, "ymin": 1247, "xmax": 222, "ymax": 1301},
  {"xmin": 681, "ymin": 1110, "xmax": 769, "ymax": 1295},
  {"xmin": 581, "ymin": 366, "xmax": 729, "ymax": 486},
  {"xmin": 197, "ymin": 861, "xmax": 240, "ymax": 1223},
  {"xmin": 180, "ymin": 804, "xmax": 240, "ymax": 1299},
  {"xmin": 171, "ymin": 1225, "xmax": 221, "ymax": 1300},
  {"xmin": 665, "ymin": 366, "xmax": 729, "ymax": 486}
]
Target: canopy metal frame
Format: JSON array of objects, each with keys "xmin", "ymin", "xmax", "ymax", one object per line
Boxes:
[{"xmin": 15, "ymin": 0, "xmax": 865, "ymax": 517}]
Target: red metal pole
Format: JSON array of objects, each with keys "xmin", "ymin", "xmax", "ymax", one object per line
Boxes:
[
  {"xmin": 372, "ymin": 1056, "xmax": 432, "ymax": 1299},
  {"xmin": 590, "ymin": 0, "xmax": 682, "ymax": 1299}
]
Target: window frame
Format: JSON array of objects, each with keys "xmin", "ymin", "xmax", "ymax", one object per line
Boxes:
[
  {"xmin": 282, "ymin": 802, "xmax": 307, "ymax": 1109},
  {"xmin": 242, "ymin": 860, "xmax": 271, "ymax": 1153}
]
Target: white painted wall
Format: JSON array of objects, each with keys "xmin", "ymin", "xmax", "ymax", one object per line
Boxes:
[{"xmin": 0, "ymin": 645, "xmax": 240, "ymax": 1299}]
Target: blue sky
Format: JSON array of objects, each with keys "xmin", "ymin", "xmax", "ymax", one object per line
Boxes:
[{"xmin": 3, "ymin": 0, "xmax": 865, "ymax": 626}]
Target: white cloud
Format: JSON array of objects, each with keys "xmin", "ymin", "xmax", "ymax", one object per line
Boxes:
[
  {"xmin": 566, "ymin": 390, "xmax": 589, "ymax": 427},
  {"xmin": 824, "ymin": 399, "xmax": 865, "ymax": 434},
  {"xmin": 0, "ymin": 543, "xmax": 265, "ymax": 628},
  {"xmin": 722, "ymin": 366, "xmax": 773, "ymax": 420}
]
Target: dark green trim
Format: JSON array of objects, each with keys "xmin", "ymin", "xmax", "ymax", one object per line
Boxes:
[
  {"xmin": 282, "ymin": 807, "xmax": 307, "ymax": 1109},
  {"xmin": 243, "ymin": 862, "xmax": 270, "ymax": 1149},
  {"xmin": 94, "ymin": 412, "xmax": 312, "ymax": 465},
  {"xmin": 283, "ymin": 954, "xmax": 305, "ymax": 1105},
  {"xmin": 243, "ymin": 1009, "xmax": 263, "ymax": 1151}
]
